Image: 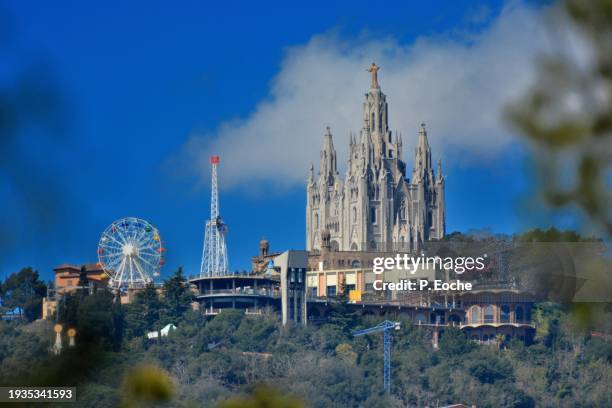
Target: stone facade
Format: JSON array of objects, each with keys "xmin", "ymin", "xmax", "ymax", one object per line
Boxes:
[{"xmin": 306, "ymin": 65, "xmax": 445, "ymax": 253}]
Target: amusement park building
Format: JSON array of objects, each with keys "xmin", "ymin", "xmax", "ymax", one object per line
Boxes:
[{"xmin": 191, "ymin": 250, "xmax": 309, "ymax": 326}]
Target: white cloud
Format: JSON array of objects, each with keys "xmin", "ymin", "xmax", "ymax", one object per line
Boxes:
[{"xmin": 181, "ymin": 2, "xmax": 551, "ymax": 190}]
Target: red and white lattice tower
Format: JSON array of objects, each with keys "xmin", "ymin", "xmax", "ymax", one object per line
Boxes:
[{"xmin": 200, "ymin": 155, "xmax": 228, "ymax": 277}]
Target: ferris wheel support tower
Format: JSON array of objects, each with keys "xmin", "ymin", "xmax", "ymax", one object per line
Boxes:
[{"xmin": 200, "ymin": 155, "xmax": 228, "ymax": 277}]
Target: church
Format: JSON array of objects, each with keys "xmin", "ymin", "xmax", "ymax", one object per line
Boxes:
[{"xmin": 306, "ymin": 63, "xmax": 445, "ymax": 253}]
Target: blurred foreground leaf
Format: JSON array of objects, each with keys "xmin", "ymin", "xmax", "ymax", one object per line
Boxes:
[
  {"xmin": 219, "ymin": 386, "xmax": 304, "ymax": 408},
  {"xmin": 121, "ymin": 364, "xmax": 174, "ymax": 408}
]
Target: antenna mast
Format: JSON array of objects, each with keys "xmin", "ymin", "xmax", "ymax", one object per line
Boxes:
[{"xmin": 200, "ymin": 155, "xmax": 228, "ymax": 277}]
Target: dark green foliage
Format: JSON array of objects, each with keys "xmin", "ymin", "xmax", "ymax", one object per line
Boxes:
[
  {"xmin": 0, "ymin": 268, "xmax": 610, "ymax": 408},
  {"xmin": 161, "ymin": 267, "xmax": 192, "ymax": 324},
  {"xmin": 1, "ymin": 267, "xmax": 47, "ymax": 321},
  {"xmin": 467, "ymin": 352, "xmax": 514, "ymax": 384},
  {"xmin": 123, "ymin": 283, "xmax": 164, "ymax": 339},
  {"xmin": 584, "ymin": 337, "xmax": 612, "ymax": 363},
  {"xmin": 438, "ymin": 327, "xmax": 474, "ymax": 357},
  {"xmin": 58, "ymin": 290, "xmax": 123, "ymax": 350},
  {"xmin": 77, "ymin": 291, "xmax": 123, "ymax": 349},
  {"xmin": 514, "ymin": 227, "xmax": 598, "ymax": 242}
]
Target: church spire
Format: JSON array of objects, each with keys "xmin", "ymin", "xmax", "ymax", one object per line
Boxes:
[
  {"xmin": 319, "ymin": 126, "xmax": 338, "ymax": 186},
  {"xmin": 412, "ymin": 123, "xmax": 434, "ymax": 182}
]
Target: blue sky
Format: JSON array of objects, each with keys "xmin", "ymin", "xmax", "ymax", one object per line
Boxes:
[{"xmin": 2, "ymin": 1, "xmax": 577, "ymax": 282}]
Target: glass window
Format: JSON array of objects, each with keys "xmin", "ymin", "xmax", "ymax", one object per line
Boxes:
[
  {"xmin": 326, "ymin": 286, "xmax": 336, "ymax": 297},
  {"xmin": 516, "ymin": 306, "xmax": 524, "ymax": 322},
  {"xmin": 471, "ymin": 306, "xmax": 480, "ymax": 323},
  {"xmin": 501, "ymin": 305, "xmax": 510, "ymax": 323},
  {"xmin": 484, "ymin": 306, "xmax": 494, "ymax": 323}
]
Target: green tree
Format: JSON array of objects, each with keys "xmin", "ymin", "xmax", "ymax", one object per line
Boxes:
[
  {"xmin": 1, "ymin": 267, "xmax": 47, "ymax": 321},
  {"xmin": 56, "ymin": 289, "xmax": 123, "ymax": 350},
  {"xmin": 76, "ymin": 290, "xmax": 124, "ymax": 350},
  {"xmin": 161, "ymin": 267, "xmax": 192, "ymax": 324},
  {"xmin": 467, "ymin": 352, "xmax": 514, "ymax": 384},
  {"xmin": 438, "ymin": 327, "xmax": 474, "ymax": 357},
  {"xmin": 124, "ymin": 284, "xmax": 164, "ymax": 339}
]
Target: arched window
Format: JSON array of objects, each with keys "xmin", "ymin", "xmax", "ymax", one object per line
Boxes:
[
  {"xmin": 352, "ymin": 207, "xmax": 357, "ymax": 223},
  {"xmin": 500, "ymin": 305, "xmax": 510, "ymax": 323},
  {"xmin": 314, "ymin": 214, "xmax": 319, "ymax": 229},
  {"xmin": 370, "ymin": 207, "xmax": 377, "ymax": 224},
  {"xmin": 371, "ymin": 112, "xmax": 375, "ymax": 131},
  {"xmin": 484, "ymin": 305, "xmax": 494, "ymax": 323},
  {"xmin": 330, "ymin": 240, "xmax": 339, "ymax": 252},
  {"xmin": 516, "ymin": 306, "xmax": 524, "ymax": 322},
  {"xmin": 471, "ymin": 306, "xmax": 480, "ymax": 323}
]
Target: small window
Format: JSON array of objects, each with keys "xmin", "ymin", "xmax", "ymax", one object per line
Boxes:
[
  {"xmin": 326, "ymin": 286, "xmax": 336, "ymax": 297},
  {"xmin": 471, "ymin": 306, "xmax": 480, "ymax": 323},
  {"xmin": 370, "ymin": 207, "xmax": 377, "ymax": 224},
  {"xmin": 516, "ymin": 306, "xmax": 524, "ymax": 322},
  {"xmin": 484, "ymin": 306, "xmax": 494, "ymax": 323},
  {"xmin": 501, "ymin": 305, "xmax": 510, "ymax": 323}
]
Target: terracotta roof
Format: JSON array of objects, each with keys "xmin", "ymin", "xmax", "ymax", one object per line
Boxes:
[
  {"xmin": 54, "ymin": 263, "xmax": 105, "ymax": 274},
  {"xmin": 53, "ymin": 264, "xmax": 80, "ymax": 271},
  {"xmin": 83, "ymin": 263, "xmax": 104, "ymax": 272}
]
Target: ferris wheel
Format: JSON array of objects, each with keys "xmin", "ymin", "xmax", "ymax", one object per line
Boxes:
[{"xmin": 97, "ymin": 217, "xmax": 165, "ymax": 290}]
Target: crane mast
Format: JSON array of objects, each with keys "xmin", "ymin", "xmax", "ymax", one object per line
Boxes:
[{"xmin": 353, "ymin": 320, "xmax": 400, "ymax": 394}]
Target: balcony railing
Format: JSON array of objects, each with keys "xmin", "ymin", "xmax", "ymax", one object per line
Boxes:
[
  {"xmin": 202, "ymin": 308, "xmax": 265, "ymax": 316},
  {"xmin": 198, "ymin": 288, "xmax": 280, "ymax": 298}
]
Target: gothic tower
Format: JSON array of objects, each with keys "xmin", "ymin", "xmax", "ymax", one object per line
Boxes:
[{"xmin": 306, "ymin": 63, "xmax": 445, "ymax": 253}]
